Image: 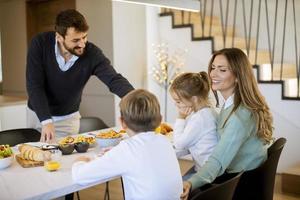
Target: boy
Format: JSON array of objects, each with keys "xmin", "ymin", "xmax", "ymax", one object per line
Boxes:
[{"xmin": 72, "ymin": 89, "xmax": 182, "ymax": 199}]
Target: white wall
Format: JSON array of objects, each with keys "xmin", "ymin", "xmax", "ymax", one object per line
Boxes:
[
  {"xmin": 112, "ymin": 1, "xmax": 147, "ymax": 126},
  {"xmin": 259, "ymin": 83, "xmax": 300, "ymax": 172},
  {"xmin": 76, "ymin": 0, "xmax": 137, "ymax": 126},
  {"xmin": 154, "ymin": 15, "xmax": 212, "ymax": 123}
]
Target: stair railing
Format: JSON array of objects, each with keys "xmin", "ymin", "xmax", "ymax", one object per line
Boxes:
[{"xmin": 160, "ymin": 0, "xmax": 300, "ymax": 99}]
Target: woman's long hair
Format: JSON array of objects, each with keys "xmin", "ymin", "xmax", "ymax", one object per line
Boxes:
[{"xmin": 208, "ymin": 48, "xmax": 273, "ymax": 143}]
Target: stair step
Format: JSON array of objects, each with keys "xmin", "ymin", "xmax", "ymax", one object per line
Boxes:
[
  {"xmin": 189, "ymin": 12, "xmax": 221, "ymax": 26},
  {"xmin": 259, "ymin": 64, "xmax": 297, "ymax": 80},
  {"xmin": 172, "ymin": 10, "xmax": 221, "ymax": 26},
  {"xmin": 193, "ymin": 24, "xmax": 234, "ymax": 37},
  {"xmin": 243, "ymin": 49, "xmax": 271, "ymax": 65},
  {"xmin": 283, "ymin": 79, "xmax": 300, "ymax": 97},
  {"xmin": 282, "ymin": 166, "xmax": 300, "ymax": 195},
  {"xmin": 214, "ymin": 36, "xmax": 256, "ymax": 50}
]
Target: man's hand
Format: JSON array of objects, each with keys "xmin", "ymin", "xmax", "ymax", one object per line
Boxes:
[
  {"xmin": 178, "ymin": 106, "xmax": 193, "ymax": 119},
  {"xmin": 41, "ymin": 123, "xmax": 56, "ymax": 143},
  {"xmin": 181, "ymin": 181, "xmax": 192, "ymax": 200}
]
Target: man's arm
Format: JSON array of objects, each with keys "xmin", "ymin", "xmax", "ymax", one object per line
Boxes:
[
  {"xmin": 26, "ymin": 36, "xmax": 52, "ymax": 121},
  {"xmin": 26, "ymin": 35, "xmax": 55, "ymax": 142},
  {"xmin": 92, "ymin": 49, "xmax": 134, "ymax": 98}
]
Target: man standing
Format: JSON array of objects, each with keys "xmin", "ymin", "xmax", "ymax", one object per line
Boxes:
[{"xmin": 26, "ymin": 9, "xmax": 134, "ymax": 143}]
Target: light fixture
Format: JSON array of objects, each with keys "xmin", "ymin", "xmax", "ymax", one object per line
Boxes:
[{"xmin": 112, "ymin": 0, "xmax": 200, "ymax": 12}]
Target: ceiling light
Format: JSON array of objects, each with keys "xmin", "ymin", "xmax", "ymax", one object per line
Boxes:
[{"xmin": 112, "ymin": 0, "xmax": 200, "ymax": 12}]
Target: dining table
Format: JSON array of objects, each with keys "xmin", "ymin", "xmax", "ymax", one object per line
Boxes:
[{"xmin": 0, "ymin": 128, "xmax": 190, "ymax": 200}]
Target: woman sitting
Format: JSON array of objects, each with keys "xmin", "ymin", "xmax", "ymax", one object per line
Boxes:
[{"xmin": 181, "ymin": 48, "xmax": 273, "ymax": 199}]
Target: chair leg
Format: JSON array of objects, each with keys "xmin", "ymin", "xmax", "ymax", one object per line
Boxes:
[
  {"xmin": 104, "ymin": 182, "xmax": 110, "ymax": 200},
  {"xmin": 65, "ymin": 193, "xmax": 74, "ymax": 200},
  {"xmin": 121, "ymin": 177, "xmax": 125, "ymax": 200},
  {"xmin": 76, "ymin": 191, "xmax": 80, "ymax": 200}
]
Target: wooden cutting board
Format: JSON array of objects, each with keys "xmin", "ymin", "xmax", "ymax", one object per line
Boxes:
[{"xmin": 15, "ymin": 154, "xmax": 44, "ymax": 168}]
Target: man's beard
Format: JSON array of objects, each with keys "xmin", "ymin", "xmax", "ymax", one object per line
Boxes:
[{"xmin": 63, "ymin": 41, "xmax": 85, "ymax": 57}]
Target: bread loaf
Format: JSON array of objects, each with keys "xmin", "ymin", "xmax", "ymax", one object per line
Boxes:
[{"xmin": 18, "ymin": 144, "xmax": 51, "ymax": 162}]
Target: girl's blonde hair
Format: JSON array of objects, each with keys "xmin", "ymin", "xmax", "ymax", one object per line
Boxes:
[
  {"xmin": 208, "ymin": 48, "xmax": 273, "ymax": 143},
  {"xmin": 170, "ymin": 72, "xmax": 210, "ymax": 104},
  {"xmin": 119, "ymin": 89, "xmax": 161, "ymax": 132}
]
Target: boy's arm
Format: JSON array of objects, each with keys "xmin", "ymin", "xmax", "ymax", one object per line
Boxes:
[{"xmin": 72, "ymin": 142, "xmax": 127, "ymax": 185}]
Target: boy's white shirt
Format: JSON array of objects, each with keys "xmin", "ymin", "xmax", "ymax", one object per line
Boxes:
[
  {"xmin": 173, "ymin": 107, "xmax": 219, "ymax": 171},
  {"xmin": 72, "ymin": 131, "xmax": 182, "ymax": 200}
]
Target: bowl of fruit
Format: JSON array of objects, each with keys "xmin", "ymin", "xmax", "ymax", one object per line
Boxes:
[{"xmin": 0, "ymin": 145, "xmax": 14, "ymax": 170}]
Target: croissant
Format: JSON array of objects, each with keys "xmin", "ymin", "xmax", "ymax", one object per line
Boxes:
[{"xmin": 18, "ymin": 144, "xmax": 51, "ymax": 162}]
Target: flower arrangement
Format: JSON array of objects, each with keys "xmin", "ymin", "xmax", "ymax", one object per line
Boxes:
[{"xmin": 151, "ymin": 43, "xmax": 186, "ymax": 121}]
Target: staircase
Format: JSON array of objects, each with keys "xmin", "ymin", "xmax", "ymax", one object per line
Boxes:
[{"xmin": 160, "ymin": 6, "xmax": 300, "ymax": 100}]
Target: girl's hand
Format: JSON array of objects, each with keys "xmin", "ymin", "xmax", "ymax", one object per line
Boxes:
[
  {"xmin": 178, "ymin": 106, "xmax": 193, "ymax": 119},
  {"xmin": 181, "ymin": 181, "xmax": 192, "ymax": 200}
]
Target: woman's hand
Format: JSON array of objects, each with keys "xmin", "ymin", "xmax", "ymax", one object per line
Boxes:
[{"xmin": 181, "ymin": 181, "xmax": 192, "ymax": 200}]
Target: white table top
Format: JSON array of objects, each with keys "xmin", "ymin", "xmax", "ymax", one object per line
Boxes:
[
  {"xmin": 0, "ymin": 146, "xmax": 114, "ymax": 200},
  {"xmin": 0, "ymin": 130, "xmax": 190, "ymax": 200}
]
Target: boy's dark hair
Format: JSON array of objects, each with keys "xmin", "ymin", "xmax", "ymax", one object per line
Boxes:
[
  {"xmin": 119, "ymin": 89, "xmax": 161, "ymax": 133},
  {"xmin": 55, "ymin": 9, "xmax": 89, "ymax": 37}
]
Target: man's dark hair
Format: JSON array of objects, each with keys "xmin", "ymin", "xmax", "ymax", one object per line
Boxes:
[{"xmin": 55, "ymin": 9, "xmax": 89, "ymax": 37}]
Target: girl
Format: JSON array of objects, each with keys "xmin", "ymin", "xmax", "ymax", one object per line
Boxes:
[
  {"xmin": 181, "ymin": 48, "xmax": 273, "ymax": 199},
  {"xmin": 170, "ymin": 72, "xmax": 218, "ymax": 176}
]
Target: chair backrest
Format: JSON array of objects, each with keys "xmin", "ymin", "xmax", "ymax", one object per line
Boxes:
[
  {"xmin": 0, "ymin": 128, "xmax": 41, "ymax": 146},
  {"xmin": 233, "ymin": 137, "xmax": 287, "ymax": 200},
  {"xmin": 189, "ymin": 172, "xmax": 243, "ymax": 200},
  {"xmin": 79, "ymin": 117, "xmax": 109, "ymax": 133}
]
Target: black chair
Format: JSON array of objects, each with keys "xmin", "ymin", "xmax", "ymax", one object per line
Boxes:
[
  {"xmin": 232, "ymin": 137, "xmax": 287, "ymax": 200},
  {"xmin": 0, "ymin": 128, "xmax": 41, "ymax": 146},
  {"xmin": 79, "ymin": 116, "xmax": 109, "ymax": 133},
  {"xmin": 189, "ymin": 172, "xmax": 243, "ymax": 200}
]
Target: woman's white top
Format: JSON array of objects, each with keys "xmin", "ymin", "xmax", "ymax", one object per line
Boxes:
[
  {"xmin": 72, "ymin": 132, "xmax": 182, "ymax": 200},
  {"xmin": 173, "ymin": 107, "xmax": 218, "ymax": 171}
]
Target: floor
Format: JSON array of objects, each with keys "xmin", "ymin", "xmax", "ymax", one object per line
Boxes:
[{"xmin": 75, "ymin": 159, "xmax": 300, "ymax": 200}]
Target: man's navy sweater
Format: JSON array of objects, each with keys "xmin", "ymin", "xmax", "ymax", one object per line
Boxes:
[{"xmin": 26, "ymin": 32, "xmax": 134, "ymax": 122}]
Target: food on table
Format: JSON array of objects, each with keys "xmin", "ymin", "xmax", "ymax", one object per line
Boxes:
[
  {"xmin": 74, "ymin": 135, "xmax": 96, "ymax": 145},
  {"xmin": 74, "ymin": 135, "xmax": 86, "ymax": 143},
  {"xmin": 59, "ymin": 136, "xmax": 75, "ymax": 145},
  {"xmin": 84, "ymin": 136, "xmax": 96, "ymax": 145},
  {"xmin": 155, "ymin": 123, "xmax": 173, "ymax": 135},
  {"xmin": 59, "ymin": 135, "xmax": 96, "ymax": 145},
  {"xmin": 45, "ymin": 161, "xmax": 60, "ymax": 171},
  {"xmin": 0, "ymin": 145, "xmax": 13, "ymax": 159},
  {"xmin": 18, "ymin": 144, "xmax": 51, "ymax": 162},
  {"xmin": 96, "ymin": 130, "xmax": 123, "ymax": 139}
]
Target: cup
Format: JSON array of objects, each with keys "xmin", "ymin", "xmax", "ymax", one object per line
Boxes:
[{"xmin": 44, "ymin": 149, "xmax": 62, "ymax": 171}]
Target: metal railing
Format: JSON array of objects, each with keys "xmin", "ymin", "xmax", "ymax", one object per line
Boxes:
[{"xmin": 161, "ymin": 0, "xmax": 300, "ymax": 99}]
